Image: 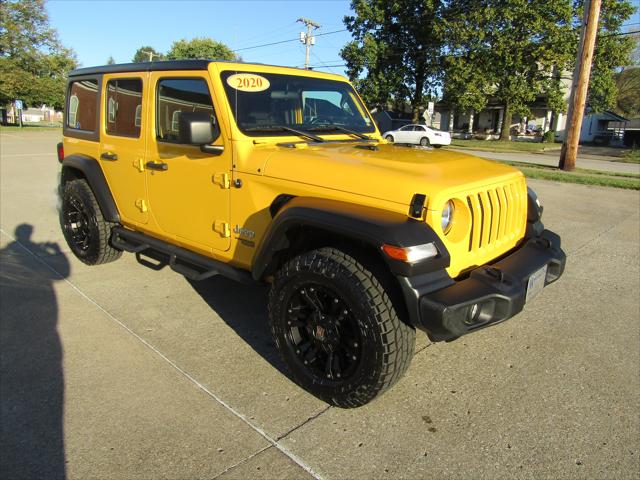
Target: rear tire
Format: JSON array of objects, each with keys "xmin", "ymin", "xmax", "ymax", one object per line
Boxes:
[
  {"xmin": 433, "ymin": 144, "xmax": 443, "ymax": 148},
  {"xmin": 268, "ymin": 247, "xmax": 415, "ymax": 408},
  {"xmin": 420, "ymin": 137, "xmax": 430, "ymax": 147},
  {"xmin": 60, "ymin": 179, "xmax": 122, "ymax": 265},
  {"xmin": 385, "ymin": 135, "xmax": 394, "ymax": 142}
]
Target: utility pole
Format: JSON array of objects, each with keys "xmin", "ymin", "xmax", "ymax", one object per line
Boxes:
[
  {"xmin": 298, "ymin": 17, "xmax": 321, "ymax": 69},
  {"xmin": 559, "ymin": 0, "xmax": 602, "ymax": 171},
  {"xmin": 141, "ymin": 50, "xmax": 160, "ymax": 62}
]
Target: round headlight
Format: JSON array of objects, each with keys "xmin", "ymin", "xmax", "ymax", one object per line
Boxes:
[{"xmin": 441, "ymin": 200, "xmax": 455, "ymax": 234}]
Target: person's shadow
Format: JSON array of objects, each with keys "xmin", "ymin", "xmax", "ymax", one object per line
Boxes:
[{"xmin": 0, "ymin": 224, "xmax": 69, "ymax": 479}]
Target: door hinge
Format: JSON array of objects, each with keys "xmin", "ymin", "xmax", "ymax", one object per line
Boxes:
[
  {"xmin": 213, "ymin": 220, "xmax": 230, "ymax": 238},
  {"xmin": 134, "ymin": 157, "xmax": 145, "ymax": 172},
  {"xmin": 135, "ymin": 199, "xmax": 148, "ymax": 212},
  {"xmin": 212, "ymin": 172, "xmax": 230, "ymax": 189}
]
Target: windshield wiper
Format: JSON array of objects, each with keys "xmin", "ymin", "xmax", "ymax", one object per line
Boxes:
[
  {"xmin": 305, "ymin": 124, "xmax": 373, "ymax": 140},
  {"xmin": 244, "ymin": 125, "xmax": 324, "ymax": 143}
]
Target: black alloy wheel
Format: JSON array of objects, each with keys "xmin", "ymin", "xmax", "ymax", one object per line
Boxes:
[
  {"xmin": 60, "ymin": 179, "xmax": 122, "ymax": 265},
  {"xmin": 284, "ymin": 283, "xmax": 362, "ymax": 382},
  {"xmin": 269, "ymin": 247, "xmax": 415, "ymax": 408}
]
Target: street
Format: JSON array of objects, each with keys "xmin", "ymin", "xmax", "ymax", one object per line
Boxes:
[{"xmin": 1, "ymin": 130, "xmax": 639, "ymax": 479}]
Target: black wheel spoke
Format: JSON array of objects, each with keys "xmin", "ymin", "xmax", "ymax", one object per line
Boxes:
[
  {"xmin": 299, "ymin": 289, "xmax": 318, "ymax": 309},
  {"xmin": 332, "ymin": 353, "xmax": 341, "ymax": 377},
  {"xmin": 325, "ymin": 352, "xmax": 333, "ymax": 378},
  {"xmin": 304, "ymin": 346, "xmax": 318, "ymax": 364},
  {"xmin": 285, "ymin": 282, "xmax": 363, "ymax": 383}
]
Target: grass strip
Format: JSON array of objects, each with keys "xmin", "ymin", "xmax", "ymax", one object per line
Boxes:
[
  {"xmin": 449, "ymin": 139, "xmax": 560, "ymax": 153},
  {"xmin": 501, "ymin": 160, "xmax": 640, "ymax": 179},
  {"xmin": 503, "ymin": 162, "xmax": 640, "ymax": 190}
]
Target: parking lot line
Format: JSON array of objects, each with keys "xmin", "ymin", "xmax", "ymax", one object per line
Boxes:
[{"xmin": 0, "ymin": 227, "xmax": 325, "ymax": 480}]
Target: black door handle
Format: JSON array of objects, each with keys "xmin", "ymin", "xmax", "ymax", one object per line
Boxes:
[
  {"xmin": 100, "ymin": 152, "xmax": 118, "ymax": 161},
  {"xmin": 146, "ymin": 161, "xmax": 168, "ymax": 171}
]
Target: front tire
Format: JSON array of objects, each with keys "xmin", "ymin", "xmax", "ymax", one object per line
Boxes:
[
  {"xmin": 385, "ymin": 135, "xmax": 394, "ymax": 142},
  {"xmin": 268, "ymin": 248, "xmax": 415, "ymax": 408},
  {"xmin": 60, "ymin": 179, "xmax": 122, "ymax": 265}
]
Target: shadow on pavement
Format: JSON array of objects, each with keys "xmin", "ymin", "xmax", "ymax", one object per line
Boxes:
[
  {"xmin": 0, "ymin": 224, "xmax": 69, "ymax": 480},
  {"xmin": 187, "ymin": 275, "xmax": 290, "ymax": 378}
]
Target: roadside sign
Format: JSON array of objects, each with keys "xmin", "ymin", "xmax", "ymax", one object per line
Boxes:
[{"xmin": 15, "ymin": 99, "xmax": 23, "ymax": 110}]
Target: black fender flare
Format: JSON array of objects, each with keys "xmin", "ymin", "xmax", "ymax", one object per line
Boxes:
[
  {"xmin": 61, "ymin": 154, "xmax": 120, "ymax": 223},
  {"xmin": 251, "ymin": 196, "xmax": 450, "ymax": 281}
]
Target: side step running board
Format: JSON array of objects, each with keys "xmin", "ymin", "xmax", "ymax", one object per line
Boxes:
[{"xmin": 111, "ymin": 227, "xmax": 254, "ymax": 285}]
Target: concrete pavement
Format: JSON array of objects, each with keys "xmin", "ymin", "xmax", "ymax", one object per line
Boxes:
[
  {"xmin": 1, "ymin": 130, "xmax": 639, "ymax": 479},
  {"xmin": 448, "ymin": 148, "xmax": 640, "ymax": 175}
]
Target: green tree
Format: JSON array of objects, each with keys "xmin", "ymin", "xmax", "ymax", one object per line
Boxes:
[
  {"xmin": 0, "ymin": 0, "xmax": 77, "ymax": 109},
  {"xmin": 613, "ymin": 68, "xmax": 640, "ymax": 117},
  {"xmin": 166, "ymin": 37, "xmax": 236, "ymax": 61},
  {"xmin": 340, "ymin": 0, "xmax": 447, "ymax": 121},
  {"xmin": 106, "ymin": 56, "xmax": 116, "ymax": 65},
  {"xmin": 586, "ymin": 0, "xmax": 636, "ymax": 113},
  {"xmin": 443, "ymin": 0, "xmax": 575, "ymax": 140},
  {"xmin": 132, "ymin": 46, "xmax": 164, "ymax": 63}
]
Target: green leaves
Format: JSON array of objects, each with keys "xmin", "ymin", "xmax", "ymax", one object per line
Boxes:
[
  {"xmin": 0, "ymin": 0, "xmax": 77, "ymax": 109},
  {"xmin": 166, "ymin": 38, "xmax": 236, "ymax": 61},
  {"xmin": 341, "ymin": 0, "xmax": 446, "ymax": 118},
  {"xmin": 342, "ymin": 0, "xmax": 636, "ymax": 133}
]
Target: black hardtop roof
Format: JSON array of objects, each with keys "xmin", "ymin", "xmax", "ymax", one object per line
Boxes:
[
  {"xmin": 69, "ymin": 60, "xmax": 210, "ymax": 77},
  {"xmin": 68, "ymin": 59, "xmax": 321, "ymax": 77}
]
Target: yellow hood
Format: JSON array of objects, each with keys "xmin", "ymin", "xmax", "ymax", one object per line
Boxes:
[{"xmin": 257, "ymin": 142, "xmax": 523, "ymax": 209}]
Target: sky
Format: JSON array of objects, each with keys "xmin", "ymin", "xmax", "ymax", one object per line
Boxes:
[{"xmin": 46, "ymin": 0, "xmax": 355, "ymax": 76}]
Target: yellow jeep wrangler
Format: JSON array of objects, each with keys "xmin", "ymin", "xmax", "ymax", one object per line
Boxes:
[{"xmin": 57, "ymin": 60, "xmax": 565, "ymax": 407}]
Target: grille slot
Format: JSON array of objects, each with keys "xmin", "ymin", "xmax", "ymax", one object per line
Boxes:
[{"xmin": 465, "ymin": 181, "xmax": 525, "ymax": 253}]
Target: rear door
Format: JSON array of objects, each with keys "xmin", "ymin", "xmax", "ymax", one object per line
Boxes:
[{"xmin": 99, "ymin": 74, "xmax": 148, "ymax": 224}]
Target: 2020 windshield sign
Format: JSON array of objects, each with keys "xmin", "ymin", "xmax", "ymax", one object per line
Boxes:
[{"xmin": 221, "ymin": 71, "xmax": 375, "ymax": 137}]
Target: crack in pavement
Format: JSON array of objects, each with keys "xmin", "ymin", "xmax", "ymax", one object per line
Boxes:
[{"xmin": 567, "ymin": 216, "xmax": 636, "ymax": 256}]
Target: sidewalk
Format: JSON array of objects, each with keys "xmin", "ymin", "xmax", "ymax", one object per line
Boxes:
[{"xmin": 449, "ymin": 148, "xmax": 640, "ymax": 175}]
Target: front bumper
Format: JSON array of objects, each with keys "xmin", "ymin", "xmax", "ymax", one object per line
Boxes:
[{"xmin": 399, "ymin": 230, "xmax": 566, "ymax": 341}]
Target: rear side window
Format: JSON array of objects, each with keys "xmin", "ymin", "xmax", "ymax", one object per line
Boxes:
[
  {"xmin": 105, "ymin": 78, "xmax": 143, "ymax": 137},
  {"xmin": 156, "ymin": 78, "xmax": 214, "ymax": 143},
  {"xmin": 67, "ymin": 79, "xmax": 99, "ymax": 131}
]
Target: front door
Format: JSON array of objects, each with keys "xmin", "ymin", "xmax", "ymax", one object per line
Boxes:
[
  {"xmin": 145, "ymin": 73, "xmax": 231, "ymax": 253},
  {"xmin": 100, "ymin": 74, "xmax": 148, "ymax": 225}
]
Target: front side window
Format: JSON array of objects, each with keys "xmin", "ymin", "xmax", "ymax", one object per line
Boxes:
[
  {"xmin": 105, "ymin": 78, "xmax": 143, "ymax": 137},
  {"xmin": 67, "ymin": 79, "xmax": 99, "ymax": 131},
  {"xmin": 221, "ymin": 71, "xmax": 374, "ymax": 137},
  {"xmin": 156, "ymin": 78, "xmax": 214, "ymax": 143}
]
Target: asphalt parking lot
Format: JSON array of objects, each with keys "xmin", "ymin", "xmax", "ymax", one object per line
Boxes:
[{"xmin": 1, "ymin": 130, "xmax": 639, "ymax": 479}]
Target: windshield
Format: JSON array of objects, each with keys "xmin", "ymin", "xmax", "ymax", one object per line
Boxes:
[{"xmin": 221, "ymin": 71, "xmax": 376, "ymax": 137}]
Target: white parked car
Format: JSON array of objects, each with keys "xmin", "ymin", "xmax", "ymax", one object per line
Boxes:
[{"xmin": 382, "ymin": 124, "xmax": 451, "ymax": 147}]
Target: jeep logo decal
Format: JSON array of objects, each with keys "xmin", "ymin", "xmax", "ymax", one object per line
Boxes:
[{"xmin": 233, "ymin": 225, "xmax": 255, "ymax": 239}]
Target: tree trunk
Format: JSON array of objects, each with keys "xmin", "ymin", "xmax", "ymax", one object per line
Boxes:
[
  {"xmin": 499, "ymin": 102, "xmax": 512, "ymax": 140},
  {"xmin": 412, "ymin": 64, "xmax": 425, "ymax": 124}
]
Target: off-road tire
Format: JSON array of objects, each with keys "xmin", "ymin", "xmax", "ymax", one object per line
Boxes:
[
  {"xmin": 385, "ymin": 135, "xmax": 394, "ymax": 142},
  {"xmin": 268, "ymin": 247, "xmax": 415, "ymax": 408},
  {"xmin": 420, "ymin": 137, "xmax": 430, "ymax": 147},
  {"xmin": 60, "ymin": 179, "xmax": 122, "ymax": 265}
]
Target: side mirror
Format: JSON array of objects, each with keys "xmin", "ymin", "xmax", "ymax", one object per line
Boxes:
[{"xmin": 178, "ymin": 111, "xmax": 220, "ymax": 146}]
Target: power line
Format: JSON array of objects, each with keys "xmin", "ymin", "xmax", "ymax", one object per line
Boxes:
[
  {"xmin": 231, "ymin": 29, "xmax": 347, "ymax": 53},
  {"xmin": 599, "ymin": 29, "xmax": 640, "ymax": 37}
]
